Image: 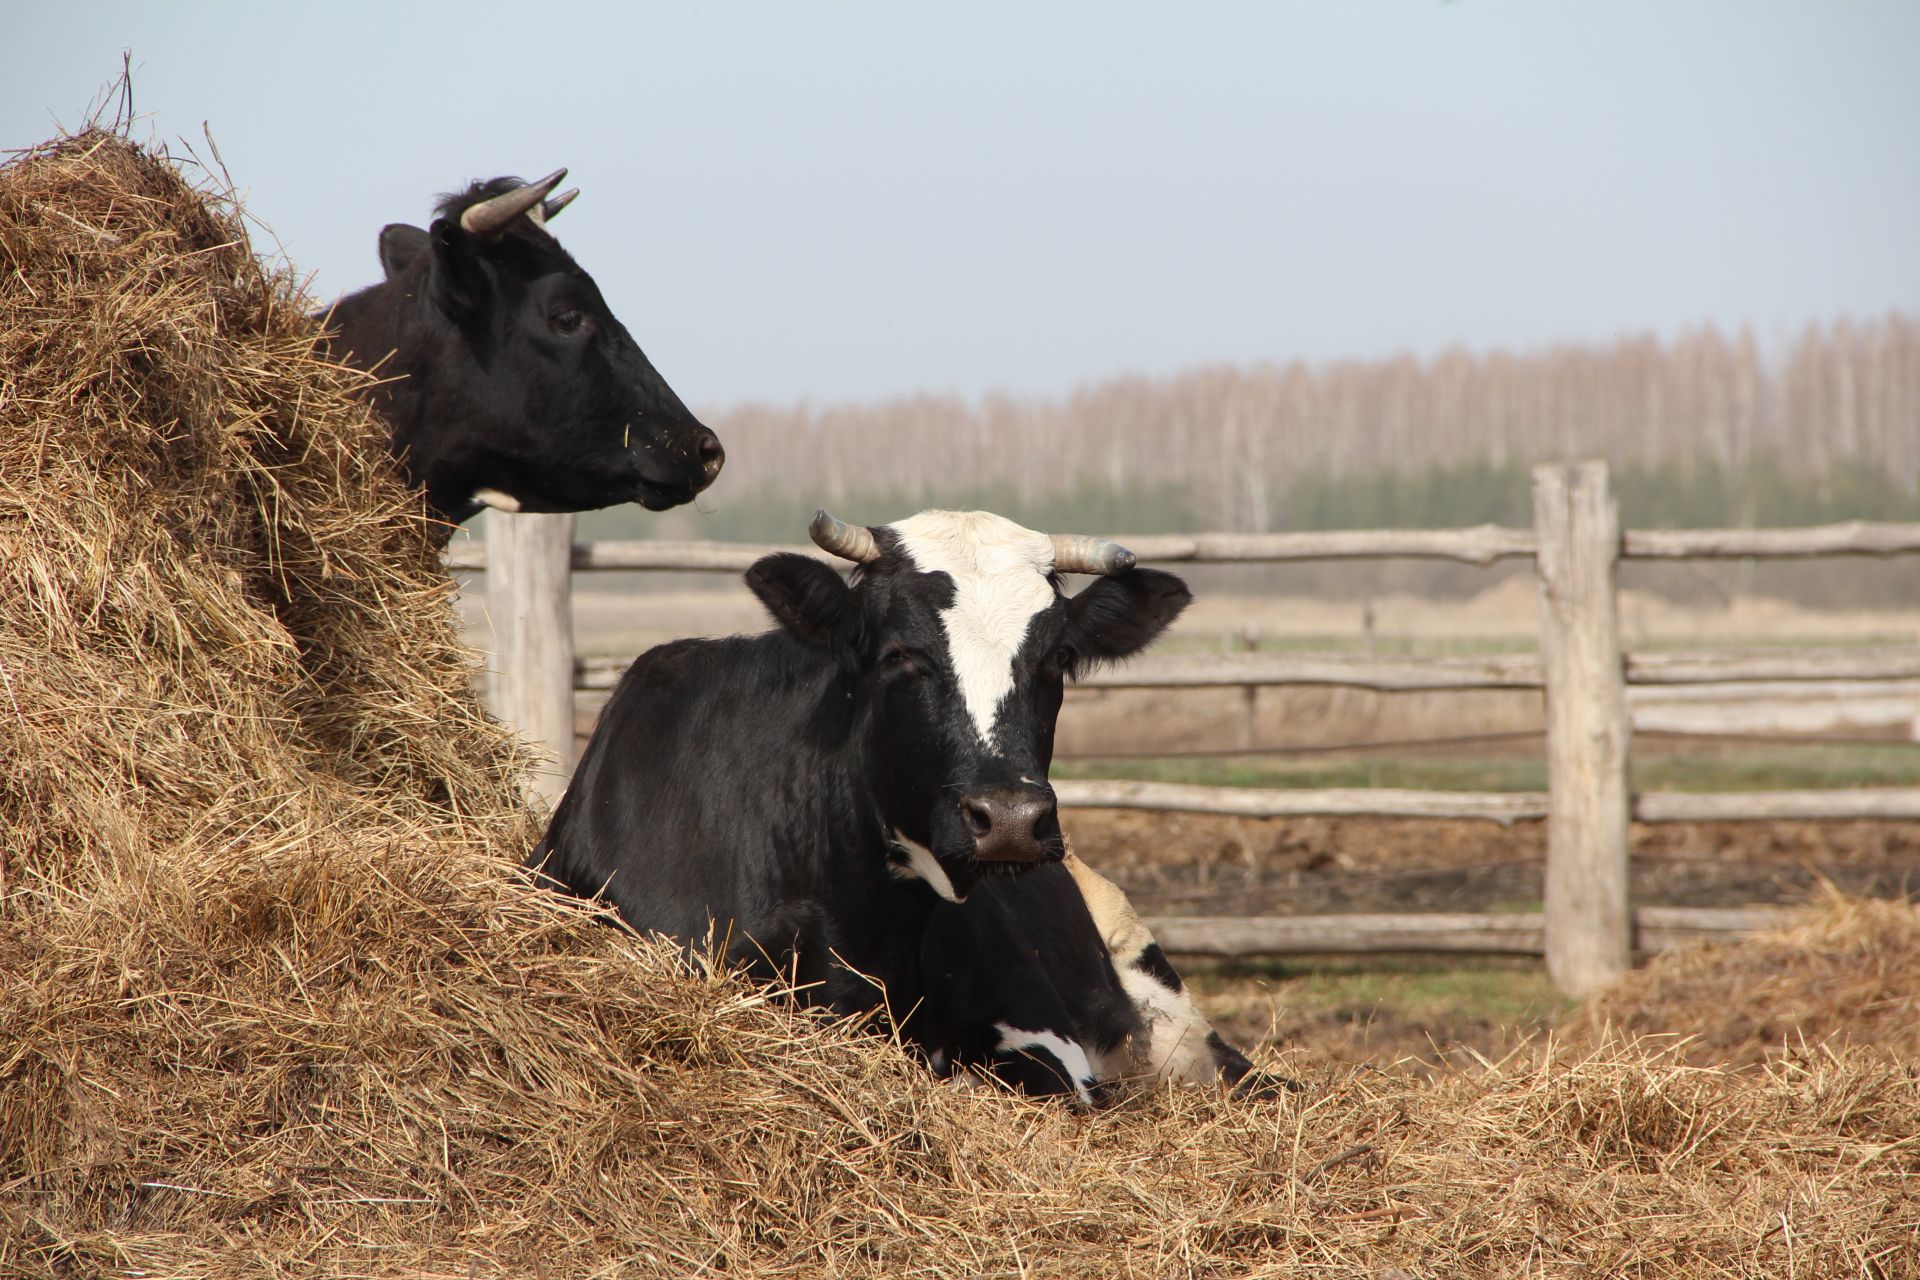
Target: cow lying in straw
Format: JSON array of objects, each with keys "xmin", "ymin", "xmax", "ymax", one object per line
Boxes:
[
  {"xmin": 926, "ymin": 853, "xmax": 1292, "ymax": 1099},
  {"xmin": 536, "ymin": 509, "xmax": 1278, "ymax": 1099}
]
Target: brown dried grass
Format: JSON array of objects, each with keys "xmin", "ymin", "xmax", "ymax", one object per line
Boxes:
[
  {"xmin": 1577, "ymin": 888, "xmax": 1920, "ymax": 1068},
  {"xmin": 2, "ymin": 130, "xmax": 1916, "ymax": 1279}
]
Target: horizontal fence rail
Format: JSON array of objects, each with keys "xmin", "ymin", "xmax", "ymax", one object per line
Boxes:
[
  {"xmin": 447, "ymin": 519, "xmax": 1920, "ymax": 575},
  {"xmin": 471, "ymin": 464, "xmax": 1920, "ymax": 995},
  {"xmin": 1054, "ymin": 779, "xmax": 1551, "ymax": 823},
  {"xmin": 576, "ymin": 647, "xmax": 1920, "ymax": 693},
  {"xmin": 1141, "ymin": 906, "xmax": 1792, "ymax": 958},
  {"xmin": 1621, "ymin": 521, "xmax": 1920, "ymax": 559},
  {"xmin": 448, "ymin": 527, "xmax": 1544, "ymax": 571},
  {"xmin": 1625, "ymin": 647, "xmax": 1920, "ymax": 684},
  {"xmin": 1052, "ymin": 779, "xmax": 1920, "ymax": 823},
  {"xmin": 447, "ymin": 539, "xmax": 833, "ymax": 574},
  {"xmin": 1630, "ymin": 788, "xmax": 1920, "ymax": 822},
  {"xmin": 577, "ymin": 650, "xmax": 1539, "ymax": 693}
]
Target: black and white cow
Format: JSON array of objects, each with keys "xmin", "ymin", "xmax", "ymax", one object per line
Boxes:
[
  {"xmin": 319, "ymin": 169, "xmax": 723, "ymax": 524},
  {"xmin": 916, "ymin": 858, "xmax": 1137, "ymax": 1103},
  {"xmin": 1053, "ymin": 852, "xmax": 1283, "ymax": 1092},
  {"xmin": 928, "ymin": 825, "xmax": 1292, "ymax": 1097},
  {"xmin": 532, "ymin": 509, "xmax": 1189, "ymax": 1096}
]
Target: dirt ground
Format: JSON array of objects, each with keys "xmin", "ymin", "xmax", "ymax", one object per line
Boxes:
[
  {"xmin": 1067, "ymin": 810, "xmax": 1920, "ymax": 917},
  {"xmin": 1061, "ymin": 808, "xmax": 1918, "ymax": 1071}
]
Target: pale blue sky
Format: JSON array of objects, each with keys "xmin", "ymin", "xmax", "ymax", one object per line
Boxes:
[{"xmin": 6, "ymin": 2, "xmax": 1918, "ymax": 406}]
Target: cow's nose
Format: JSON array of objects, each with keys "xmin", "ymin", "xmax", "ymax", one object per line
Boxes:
[
  {"xmin": 962, "ymin": 787, "xmax": 1060, "ymax": 863},
  {"xmin": 696, "ymin": 428, "xmax": 725, "ymax": 484}
]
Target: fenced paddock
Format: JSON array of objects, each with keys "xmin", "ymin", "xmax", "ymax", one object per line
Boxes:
[
  {"xmin": 17, "ymin": 125, "xmax": 1917, "ymax": 1280},
  {"xmin": 453, "ymin": 462, "xmax": 1920, "ymax": 996}
]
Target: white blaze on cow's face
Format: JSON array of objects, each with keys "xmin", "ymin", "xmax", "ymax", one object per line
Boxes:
[{"xmin": 888, "ymin": 510, "xmax": 1058, "ymax": 747}]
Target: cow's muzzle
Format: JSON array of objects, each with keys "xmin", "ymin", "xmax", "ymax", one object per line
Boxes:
[
  {"xmin": 960, "ymin": 785, "xmax": 1062, "ymax": 865},
  {"xmin": 695, "ymin": 427, "xmax": 725, "ymax": 485},
  {"xmin": 629, "ymin": 425, "xmax": 725, "ymax": 510}
]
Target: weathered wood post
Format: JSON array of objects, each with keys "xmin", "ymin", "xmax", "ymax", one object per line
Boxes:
[
  {"xmin": 1532, "ymin": 462, "xmax": 1632, "ymax": 996},
  {"xmin": 486, "ymin": 510, "xmax": 577, "ymax": 809},
  {"xmin": 1237, "ymin": 623, "xmax": 1261, "ymax": 751}
]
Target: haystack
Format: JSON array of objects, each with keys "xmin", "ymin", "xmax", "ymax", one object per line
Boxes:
[
  {"xmin": 2, "ymin": 130, "xmax": 1915, "ymax": 1279},
  {"xmin": 1576, "ymin": 889, "xmax": 1920, "ymax": 1066}
]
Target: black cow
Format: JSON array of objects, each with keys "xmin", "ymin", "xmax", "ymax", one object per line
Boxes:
[
  {"xmin": 955, "ymin": 853, "xmax": 1292, "ymax": 1095},
  {"xmin": 917, "ymin": 860, "xmax": 1136, "ymax": 1102},
  {"xmin": 319, "ymin": 169, "xmax": 723, "ymax": 523},
  {"xmin": 533, "ymin": 509, "xmax": 1189, "ymax": 1095}
]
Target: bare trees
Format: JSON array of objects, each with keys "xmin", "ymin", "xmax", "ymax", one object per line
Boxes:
[{"xmin": 700, "ymin": 314, "xmax": 1920, "ymax": 531}]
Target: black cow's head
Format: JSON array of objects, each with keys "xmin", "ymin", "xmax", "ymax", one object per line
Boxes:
[
  {"xmin": 746, "ymin": 509, "xmax": 1190, "ymax": 902},
  {"xmin": 324, "ymin": 169, "xmax": 723, "ymax": 523}
]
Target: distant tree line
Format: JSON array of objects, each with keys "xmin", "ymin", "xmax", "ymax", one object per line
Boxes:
[
  {"xmin": 1284, "ymin": 455, "xmax": 1920, "ymax": 533},
  {"xmin": 595, "ymin": 313, "xmax": 1920, "ymax": 546}
]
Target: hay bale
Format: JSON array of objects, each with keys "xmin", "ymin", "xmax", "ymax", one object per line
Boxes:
[
  {"xmin": 3, "ymin": 130, "xmax": 1916, "ymax": 1278},
  {"xmin": 0, "ymin": 128, "xmax": 535, "ymax": 885},
  {"xmin": 1577, "ymin": 890, "xmax": 1920, "ymax": 1066}
]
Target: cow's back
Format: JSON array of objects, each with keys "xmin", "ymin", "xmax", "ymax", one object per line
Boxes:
[{"xmin": 534, "ymin": 632, "xmax": 910, "ymax": 1005}]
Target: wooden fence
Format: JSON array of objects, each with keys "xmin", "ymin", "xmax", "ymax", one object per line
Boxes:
[{"xmin": 453, "ymin": 462, "xmax": 1920, "ymax": 996}]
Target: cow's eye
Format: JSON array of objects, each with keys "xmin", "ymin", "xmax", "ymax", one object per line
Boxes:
[
  {"xmin": 550, "ymin": 308, "xmax": 590, "ymax": 336},
  {"xmin": 879, "ymin": 645, "xmax": 919, "ymax": 676},
  {"xmin": 1052, "ymin": 643, "xmax": 1080, "ymax": 676}
]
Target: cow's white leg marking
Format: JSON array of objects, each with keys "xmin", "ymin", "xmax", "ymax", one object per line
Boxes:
[
  {"xmin": 890, "ymin": 511, "xmax": 1057, "ymax": 746},
  {"xmin": 1065, "ymin": 852, "xmax": 1223, "ymax": 1086},
  {"xmin": 887, "ymin": 830, "xmax": 963, "ymax": 903},
  {"xmin": 994, "ymin": 1023, "xmax": 1097, "ymax": 1105},
  {"xmin": 473, "ymin": 487, "xmax": 523, "ymax": 513}
]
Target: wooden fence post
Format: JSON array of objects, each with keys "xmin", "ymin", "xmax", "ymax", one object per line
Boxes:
[
  {"xmin": 1532, "ymin": 462, "xmax": 1632, "ymax": 997},
  {"xmin": 486, "ymin": 510, "xmax": 577, "ymax": 808}
]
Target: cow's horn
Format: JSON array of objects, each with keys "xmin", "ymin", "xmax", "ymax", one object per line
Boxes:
[
  {"xmin": 810, "ymin": 509, "xmax": 882, "ymax": 563},
  {"xmin": 541, "ymin": 188, "xmax": 580, "ymax": 222},
  {"xmin": 1050, "ymin": 533, "xmax": 1136, "ymax": 575},
  {"xmin": 460, "ymin": 168, "xmax": 568, "ymax": 239}
]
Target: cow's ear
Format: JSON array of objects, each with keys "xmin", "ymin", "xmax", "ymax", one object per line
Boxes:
[
  {"xmin": 746, "ymin": 553, "xmax": 860, "ymax": 654},
  {"xmin": 423, "ymin": 216, "xmax": 489, "ymax": 317},
  {"xmin": 1062, "ymin": 568, "xmax": 1191, "ymax": 667},
  {"xmin": 377, "ymin": 223, "xmax": 430, "ymax": 281}
]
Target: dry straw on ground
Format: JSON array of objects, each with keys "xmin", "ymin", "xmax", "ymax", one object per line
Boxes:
[
  {"xmin": 1, "ymin": 130, "xmax": 1915, "ymax": 1279},
  {"xmin": 1577, "ymin": 888, "xmax": 1920, "ymax": 1068}
]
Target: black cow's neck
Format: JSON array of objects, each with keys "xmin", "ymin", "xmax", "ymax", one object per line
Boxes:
[
  {"xmin": 320, "ymin": 279, "xmax": 407, "ymax": 413},
  {"xmin": 769, "ymin": 644, "xmax": 943, "ymax": 1017},
  {"xmin": 317, "ymin": 278, "xmax": 467, "ymax": 524}
]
